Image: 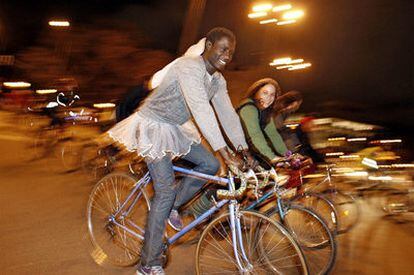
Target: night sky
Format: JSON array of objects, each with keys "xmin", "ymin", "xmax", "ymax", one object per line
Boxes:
[{"xmin": 1, "ymin": 0, "xmax": 413, "ymax": 130}]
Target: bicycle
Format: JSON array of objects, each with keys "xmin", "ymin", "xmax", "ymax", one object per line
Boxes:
[
  {"xmin": 87, "ymin": 165, "xmax": 309, "ymax": 274},
  {"xmin": 245, "ymin": 152, "xmax": 340, "ymax": 235},
  {"xmin": 300, "ymin": 165, "xmax": 360, "ymax": 234},
  {"xmin": 243, "ymin": 168, "xmax": 337, "ymax": 275}
]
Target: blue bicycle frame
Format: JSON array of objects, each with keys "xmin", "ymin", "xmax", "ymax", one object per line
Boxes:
[
  {"xmin": 110, "ymin": 165, "xmax": 253, "ymax": 272},
  {"xmin": 245, "ymin": 188, "xmax": 288, "ymax": 219}
]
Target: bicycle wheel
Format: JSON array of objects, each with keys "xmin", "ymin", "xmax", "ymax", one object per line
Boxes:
[
  {"xmin": 269, "ymin": 205, "xmax": 336, "ymax": 275},
  {"xmin": 323, "ymin": 189, "xmax": 360, "ymax": 234},
  {"xmin": 196, "ymin": 210, "xmax": 308, "ymax": 274},
  {"xmin": 57, "ymin": 138, "xmax": 83, "ymax": 171},
  {"xmin": 293, "ymin": 192, "xmax": 339, "ymax": 235},
  {"xmin": 87, "ymin": 172, "xmax": 150, "ymax": 266}
]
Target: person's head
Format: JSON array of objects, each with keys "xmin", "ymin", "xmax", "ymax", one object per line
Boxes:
[
  {"xmin": 273, "ymin": 90, "xmax": 303, "ymax": 114},
  {"xmin": 245, "ymin": 78, "xmax": 282, "ymax": 110},
  {"xmin": 202, "ymin": 27, "xmax": 236, "ymax": 73}
]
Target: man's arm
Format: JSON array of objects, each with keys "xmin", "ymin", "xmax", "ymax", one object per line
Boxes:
[
  {"xmin": 211, "ymin": 77, "xmax": 248, "ymax": 150},
  {"xmin": 174, "ymin": 58, "xmax": 227, "ymax": 152}
]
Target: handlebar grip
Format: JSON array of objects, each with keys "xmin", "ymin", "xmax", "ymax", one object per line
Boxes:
[{"xmin": 216, "ymin": 165, "xmax": 248, "ymax": 200}]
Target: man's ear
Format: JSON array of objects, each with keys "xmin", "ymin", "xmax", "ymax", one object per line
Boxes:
[{"xmin": 205, "ymin": 40, "xmax": 213, "ymax": 51}]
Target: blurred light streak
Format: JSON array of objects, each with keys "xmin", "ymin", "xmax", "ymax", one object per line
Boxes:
[
  {"xmin": 326, "ymin": 152, "xmax": 344, "ymax": 156},
  {"xmin": 252, "ymin": 3, "xmax": 273, "ymax": 12},
  {"xmin": 93, "ymin": 103, "xmax": 116, "ymax": 109},
  {"xmin": 272, "ymin": 4, "xmax": 292, "ymax": 12},
  {"xmin": 377, "ymin": 139, "xmax": 402, "ymax": 144},
  {"xmin": 282, "ymin": 10, "xmax": 304, "ymax": 20},
  {"xmin": 333, "ymin": 167, "xmax": 355, "ymax": 174},
  {"xmin": 376, "ymin": 155, "xmax": 400, "ymax": 161},
  {"xmin": 3, "ymin": 81, "xmax": 31, "ymax": 88},
  {"xmin": 277, "ymin": 20, "xmax": 296, "ymax": 25},
  {"xmin": 48, "ymin": 21, "xmax": 70, "ymax": 27},
  {"xmin": 347, "ymin": 137, "xmax": 367, "ymax": 142},
  {"xmin": 392, "ymin": 164, "xmax": 414, "ymax": 168},
  {"xmin": 275, "ymin": 64, "xmax": 294, "ymax": 69},
  {"xmin": 361, "ymin": 157, "xmax": 378, "ymax": 169},
  {"xmin": 286, "ymin": 123, "xmax": 299, "ymax": 129},
  {"xmin": 314, "ymin": 118, "xmax": 333, "ymax": 125},
  {"xmin": 272, "ymin": 57, "xmax": 292, "ymax": 65},
  {"xmin": 368, "ymin": 176, "xmax": 393, "ymax": 181},
  {"xmin": 248, "ymin": 12, "xmax": 268, "ymax": 18},
  {"xmin": 339, "ymin": 155, "xmax": 360, "ymax": 159},
  {"xmin": 287, "ymin": 58, "xmax": 304, "ymax": 64},
  {"xmin": 328, "ymin": 137, "xmax": 346, "ymax": 141},
  {"xmin": 260, "ymin": 18, "xmax": 278, "ymax": 24},
  {"xmin": 36, "ymin": 89, "xmax": 57, "ymax": 95},
  {"xmin": 332, "ymin": 121, "xmax": 376, "ymax": 131},
  {"xmin": 344, "ymin": 171, "xmax": 369, "ymax": 177},
  {"xmin": 288, "ymin": 63, "xmax": 312, "ymax": 70},
  {"xmin": 272, "ymin": 58, "xmax": 304, "ymax": 68}
]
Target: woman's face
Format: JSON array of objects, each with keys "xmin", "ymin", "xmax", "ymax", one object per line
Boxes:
[{"xmin": 254, "ymin": 84, "xmax": 276, "ymax": 110}]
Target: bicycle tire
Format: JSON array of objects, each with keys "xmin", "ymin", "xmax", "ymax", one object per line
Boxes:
[
  {"xmin": 269, "ymin": 204, "xmax": 337, "ymax": 275},
  {"xmin": 195, "ymin": 210, "xmax": 308, "ymax": 274},
  {"xmin": 293, "ymin": 192, "xmax": 339, "ymax": 235},
  {"xmin": 87, "ymin": 172, "xmax": 150, "ymax": 267},
  {"xmin": 323, "ymin": 189, "xmax": 360, "ymax": 234}
]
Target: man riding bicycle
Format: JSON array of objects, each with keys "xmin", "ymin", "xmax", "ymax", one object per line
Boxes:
[{"xmin": 107, "ymin": 27, "xmax": 256, "ymax": 275}]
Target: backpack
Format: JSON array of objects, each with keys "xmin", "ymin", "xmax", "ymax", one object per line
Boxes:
[{"xmin": 115, "ymin": 83, "xmax": 150, "ymax": 122}]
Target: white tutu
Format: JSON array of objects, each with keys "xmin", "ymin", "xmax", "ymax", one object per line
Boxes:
[{"xmin": 107, "ymin": 112, "xmax": 201, "ymax": 160}]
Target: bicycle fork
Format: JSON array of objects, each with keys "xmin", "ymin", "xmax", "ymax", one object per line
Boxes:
[{"xmin": 228, "ymin": 176, "xmax": 253, "ymax": 273}]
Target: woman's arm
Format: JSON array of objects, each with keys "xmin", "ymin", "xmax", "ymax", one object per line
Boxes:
[
  {"xmin": 239, "ymin": 105, "xmax": 277, "ymax": 162},
  {"xmin": 264, "ymin": 117, "xmax": 289, "ymax": 156}
]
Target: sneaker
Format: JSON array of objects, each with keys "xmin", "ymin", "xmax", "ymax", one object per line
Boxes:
[
  {"xmin": 136, "ymin": 265, "xmax": 165, "ymax": 275},
  {"xmin": 168, "ymin": 209, "xmax": 183, "ymax": 231}
]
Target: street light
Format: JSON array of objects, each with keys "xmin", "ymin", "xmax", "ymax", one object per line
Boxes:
[
  {"xmin": 277, "ymin": 20, "xmax": 296, "ymax": 25},
  {"xmin": 48, "ymin": 20, "xmax": 70, "ymax": 27},
  {"xmin": 272, "ymin": 4, "xmax": 292, "ymax": 12},
  {"xmin": 282, "ymin": 10, "xmax": 304, "ymax": 20},
  {"xmin": 3, "ymin": 81, "xmax": 31, "ymax": 88},
  {"xmin": 271, "ymin": 58, "xmax": 304, "ymax": 66},
  {"xmin": 259, "ymin": 18, "xmax": 278, "ymax": 24},
  {"xmin": 271, "ymin": 57, "xmax": 292, "ymax": 65},
  {"xmin": 287, "ymin": 63, "xmax": 312, "ymax": 70},
  {"xmin": 270, "ymin": 56, "xmax": 311, "ymax": 71},
  {"xmin": 248, "ymin": 12, "xmax": 268, "ymax": 18},
  {"xmin": 252, "ymin": 3, "xmax": 273, "ymax": 12},
  {"xmin": 93, "ymin": 103, "xmax": 116, "ymax": 109},
  {"xmin": 36, "ymin": 89, "xmax": 58, "ymax": 95}
]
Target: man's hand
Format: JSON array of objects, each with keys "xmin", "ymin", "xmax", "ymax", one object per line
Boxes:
[{"xmin": 218, "ymin": 147, "xmax": 244, "ymax": 169}]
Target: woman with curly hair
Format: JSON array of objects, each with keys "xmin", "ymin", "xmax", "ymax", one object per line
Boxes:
[{"xmin": 237, "ymin": 78, "xmax": 303, "ymax": 166}]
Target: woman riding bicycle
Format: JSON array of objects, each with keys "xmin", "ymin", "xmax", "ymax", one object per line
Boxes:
[{"xmin": 237, "ymin": 78, "xmax": 306, "ymax": 167}]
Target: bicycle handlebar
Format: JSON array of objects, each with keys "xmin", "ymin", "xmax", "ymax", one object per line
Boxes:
[
  {"xmin": 215, "ymin": 165, "xmax": 289, "ymax": 200},
  {"xmin": 216, "ymin": 165, "xmax": 249, "ymax": 200}
]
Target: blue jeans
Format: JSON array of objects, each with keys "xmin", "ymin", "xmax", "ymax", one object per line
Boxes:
[{"xmin": 140, "ymin": 143, "xmax": 220, "ymax": 266}]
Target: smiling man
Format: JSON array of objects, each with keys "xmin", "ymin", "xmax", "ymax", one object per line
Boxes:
[{"xmin": 106, "ymin": 27, "xmax": 255, "ymax": 275}]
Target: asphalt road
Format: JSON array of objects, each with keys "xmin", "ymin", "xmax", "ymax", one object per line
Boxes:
[{"xmin": 1, "ymin": 116, "xmax": 413, "ymax": 274}]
